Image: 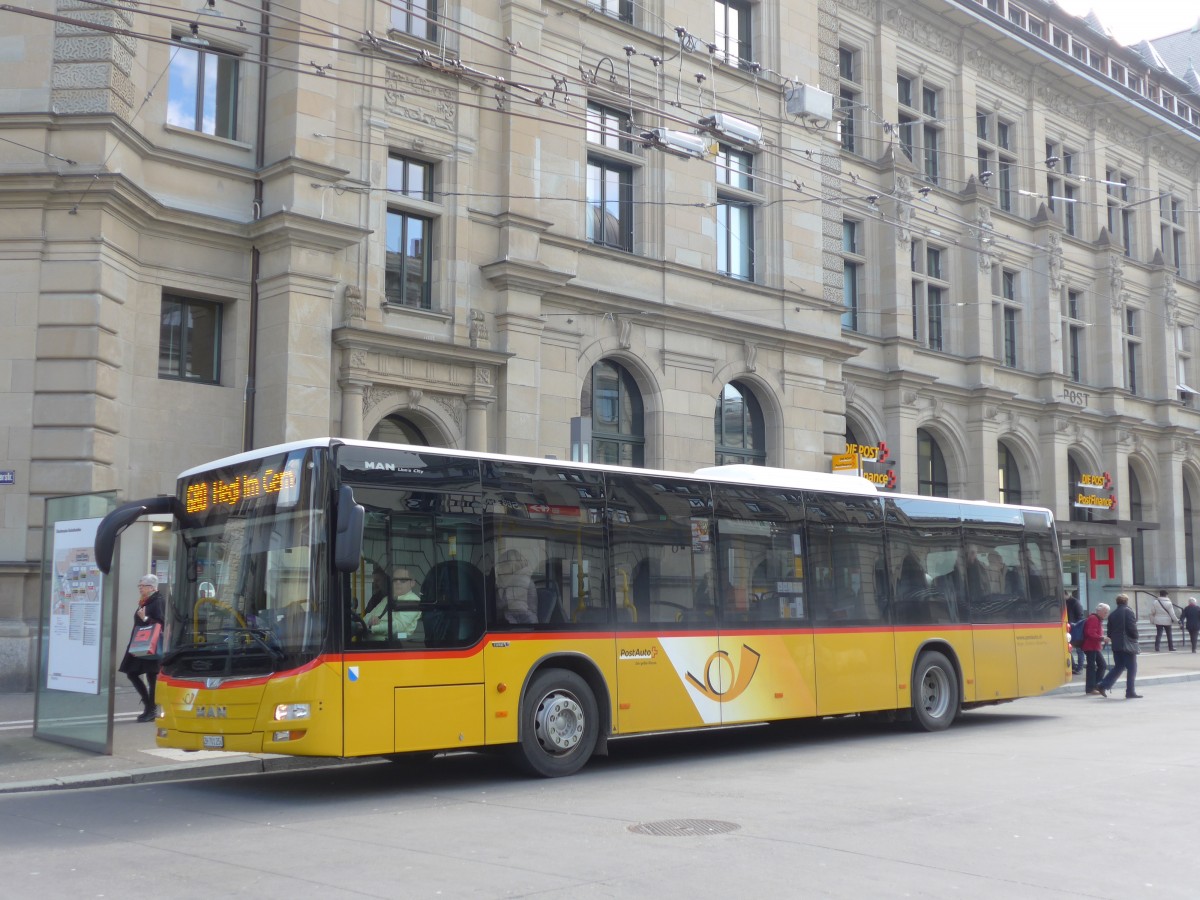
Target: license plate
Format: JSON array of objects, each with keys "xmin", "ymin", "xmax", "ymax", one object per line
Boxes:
[{"xmin": 202, "ymin": 735, "xmax": 224, "ymax": 750}]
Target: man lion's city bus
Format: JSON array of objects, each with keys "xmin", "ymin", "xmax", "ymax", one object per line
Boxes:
[{"xmin": 95, "ymin": 439, "xmax": 1069, "ymax": 777}]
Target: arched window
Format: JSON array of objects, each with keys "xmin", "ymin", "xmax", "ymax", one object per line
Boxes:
[
  {"xmin": 715, "ymin": 381, "xmax": 765, "ymax": 465},
  {"xmin": 917, "ymin": 428, "xmax": 948, "ymax": 497},
  {"xmin": 1129, "ymin": 465, "xmax": 1144, "ymax": 585},
  {"xmin": 1186, "ymin": 481, "xmax": 1196, "ymax": 586},
  {"xmin": 998, "ymin": 441, "xmax": 1022, "ymax": 505},
  {"xmin": 1068, "ymin": 456, "xmax": 1092, "ymax": 523},
  {"xmin": 368, "ymin": 414, "xmax": 430, "ymax": 446},
  {"xmin": 583, "ymin": 359, "xmax": 644, "ymax": 467}
]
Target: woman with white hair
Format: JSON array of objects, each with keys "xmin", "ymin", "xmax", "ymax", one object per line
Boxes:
[
  {"xmin": 1181, "ymin": 597, "xmax": 1200, "ymax": 653},
  {"xmin": 118, "ymin": 574, "xmax": 164, "ymax": 722},
  {"xmin": 1082, "ymin": 602, "xmax": 1110, "ymax": 695}
]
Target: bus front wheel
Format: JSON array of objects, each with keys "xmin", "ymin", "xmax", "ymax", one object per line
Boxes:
[
  {"xmin": 515, "ymin": 669, "xmax": 599, "ymax": 777},
  {"xmin": 911, "ymin": 651, "xmax": 958, "ymax": 732}
]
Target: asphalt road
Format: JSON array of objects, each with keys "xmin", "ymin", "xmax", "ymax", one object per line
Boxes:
[{"xmin": 1, "ymin": 684, "xmax": 1197, "ymax": 899}]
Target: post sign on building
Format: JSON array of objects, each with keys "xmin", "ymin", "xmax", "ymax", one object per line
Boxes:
[{"xmin": 1073, "ymin": 470, "xmax": 1116, "ymax": 511}]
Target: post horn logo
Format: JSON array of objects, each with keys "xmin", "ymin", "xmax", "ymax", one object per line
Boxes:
[{"xmin": 685, "ymin": 644, "xmax": 761, "ymax": 702}]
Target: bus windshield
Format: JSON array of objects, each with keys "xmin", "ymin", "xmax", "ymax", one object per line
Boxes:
[{"xmin": 162, "ymin": 447, "xmax": 330, "ymax": 680}]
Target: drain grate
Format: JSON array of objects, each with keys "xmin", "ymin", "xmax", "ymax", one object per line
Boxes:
[{"xmin": 628, "ymin": 819, "xmax": 740, "ymax": 837}]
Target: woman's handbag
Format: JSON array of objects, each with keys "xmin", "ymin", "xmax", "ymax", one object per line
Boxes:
[{"xmin": 128, "ymin": 622, "xmax": 162, "ymax": 658}]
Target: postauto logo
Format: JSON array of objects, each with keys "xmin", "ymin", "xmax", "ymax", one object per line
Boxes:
[{"xmin": 685, "ymin": 644, "xmax": 761, "ymax": 703}]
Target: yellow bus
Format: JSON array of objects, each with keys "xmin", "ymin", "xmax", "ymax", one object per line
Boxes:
[{"xmin": 96, "ymin": 439, "xmax": 1069, "ymax": 776}]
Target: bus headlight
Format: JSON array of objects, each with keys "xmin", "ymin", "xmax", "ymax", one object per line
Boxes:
[{"xmin": 274, "ymin": 703, "xmax": 311, "ymax": 721}]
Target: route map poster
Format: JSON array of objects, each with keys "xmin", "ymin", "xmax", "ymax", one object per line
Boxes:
[{"xmin": 46, "ymin": 517, "xmax": 105, "ymax": 694}]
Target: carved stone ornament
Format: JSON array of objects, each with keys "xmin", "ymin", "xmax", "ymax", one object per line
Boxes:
[
  {"xmin": 895, "ymin": 174, "xmax": 914, "ymax": 250},
  {"xmin": 1047, "ymin": 232, "xmax": 1064, "ymax": 293},
  {"xmin": 617, "ymin": 315, "xmax": 632, "ymax": 350},
  {"xmin": 475, "ymin": 366, "xmax": 492, "ymax": 386},
  {"xmin": 364, "ymin": 385, "xmax": 399, "ymax": 414},
  {"xmin": 344, "ymin": 284, "xmax": 365, "ymax": 323},
  {"xmin": 902, "ymin": 390, "xmax": 918, "ymax": 405},
  {"xmin": 348, "ymin": 349, "xmax": 368, "ymax": 370},
  {"xmin": 843, "ymin": 380, "xmax": 857, "ymax": 403},
  {"xmin": 384, "ymin": 68, "xmax": 456, "ymax": 133},
  {"xmin": 973, "ymin": 206, "xmax": 998, "ymax": 273},
  {"xmin": 407, "ymin": 389, "xmax": 424, "ymax": 410},
  {"xmin": 469, "ymin": 308, "xmax": 489, "ymax": 349},
  {"xmin": 1164, "ymin": 272, "xmax": 1179, "ymax": 327},
  {"xmin": 1109, "ymin": 255, "xmax": 1125, "ymax": 310},
  {"xmin": 744, "ymin": 341, "xmax": 758, "ymax": 373}
]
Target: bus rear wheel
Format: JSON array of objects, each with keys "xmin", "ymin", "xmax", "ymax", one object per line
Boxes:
[
  {"xmin": 515, "ymin": 669, "xmax": 599, "ymax": 777},
  {"xmin": 911, "ymin": 651, "xmax": 958, "ymax": 732}
]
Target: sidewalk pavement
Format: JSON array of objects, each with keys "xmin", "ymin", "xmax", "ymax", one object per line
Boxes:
[{"xmin": 3, "ymin": 647, "xmax": 1198, "ymax": 795}]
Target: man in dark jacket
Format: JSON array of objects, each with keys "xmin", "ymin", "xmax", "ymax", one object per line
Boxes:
[
  {"xmin": 1097, "ymin": 593, "xmax": 1141, "ymax": 698},
  {"xmin": 1181, "ymin": 597, "xmax": 1200, "ymax": 653}
]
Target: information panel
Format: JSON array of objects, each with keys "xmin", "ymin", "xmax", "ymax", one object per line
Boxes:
[{"xmin": 46, "ymin": 517, "xmax": 105, "ymax": 694}]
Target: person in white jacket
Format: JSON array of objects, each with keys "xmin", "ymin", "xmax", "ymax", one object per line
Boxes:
[
  {"xmin": 1151, "ymin": 589, "xmax": 1180, "ymax": 651},
  {"xmin": 495, "ymin": 548, "xmax": 538, "ymax": 625}
]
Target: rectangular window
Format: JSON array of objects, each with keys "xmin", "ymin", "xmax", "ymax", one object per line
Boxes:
[
  {"xmin": 391, "ymin": 0, "xmax": 438, "ymax": 41},
  {"xmin": 714, "ymin": 0, "xmax": 753, "ymax": 69},
  {"xmin": 587, "ymin": 159, "xmax": 633, "ymax": 251},
  {"xmin": 1161, "ymin": 195, "xmax": 1186, "ymax": 275},
  {"xmin": 716, "ymin": 144, "xmax": 756, "ymax": 281},
  {"xmin": 159, "ymin": 293, "xmax": 222, "ymax": 383},
  {"xmin": 995, "ymin": 269, "xmax": 1020, "ymax": 368},
  {"xmin": 839, "ymin": 46, "xmax": 861, "ymax": 155},
  {"xmin": 717, "ymin": 200, "xmax": 754, "ymax": 281},
  {"xmin": 168, "ymin": 42, "xmax": 239, "ymax": 139},
  {"xmin": 1124, "ymin": 308, "xmax": 1141, "ymax": 394},
  {"xmin": 588, "ymin": 0, "xmax": 632, "ymax": 23},
  {"xmin": 1107, "ymin": 168, "xmax": 1136, "ymax": 258},
  {"xmin": 1003, "ymin": 307, "xmax": 1018, "ymax": 367},
  {"xmin": 1065, "ymin": 290, "xmax": 1085, "ymax": 383},
  {"xmin": 842, "ymin": 219, "xmax": 863, "ymax": 331},
  {"xmin": 587, "ymin": 103, "xmax": 632, "ymax": 153},
  {"xmin": 911, "ymin": 240, "xmax": 949, "ymax": 351},
  {"xmin": 898, "ymin": 76, "xmax": 942, "ymax": 185},
  {"xmin": 385, "ymin": 155, "xmax": 435, "ymax": 308}
]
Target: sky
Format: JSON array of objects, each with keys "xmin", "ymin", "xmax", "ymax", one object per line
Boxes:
[{"xmin": 1055, "ymin": 2, "xmax": 1198, "ymax": 46}]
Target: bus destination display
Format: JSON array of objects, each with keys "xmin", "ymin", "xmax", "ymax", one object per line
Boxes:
[{"xmin": 185, "ymin": 460, "xmax": 302, "ymax": 514}]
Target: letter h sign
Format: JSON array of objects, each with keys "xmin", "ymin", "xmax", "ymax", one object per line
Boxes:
[{"xmin": 1089, "ymin": 547, "xmax": 1116, "ymax": 580}]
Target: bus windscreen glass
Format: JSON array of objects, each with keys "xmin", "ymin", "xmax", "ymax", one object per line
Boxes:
[{"xmin": 163, "ymin": 447, "xmax": 330, "ymax": 679}]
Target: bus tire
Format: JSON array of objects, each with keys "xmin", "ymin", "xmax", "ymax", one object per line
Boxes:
[
  {"xmin": 514, "ymin": 669, "xmax": 599, "ymax": 777},
  {"xmin": 911, "ymin": 651, "xmax": 958, "ymax": 732}
]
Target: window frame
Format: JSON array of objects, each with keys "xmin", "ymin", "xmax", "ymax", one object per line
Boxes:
[
  {"xmin": 911, "ymin": 239, "xmax": 950, "ymax": 351},
  {"xmin": 159, "ymin": 292, "xmax": 223, "ymax": 384},
  {"xmin": 714, "ymin": 0, "xmax": 754, "ymax": 70},
  {"xmin": 384, "ymin": 153, "xmax": 437, "ymax": 310},
  {"xmin": 167, "ymin": 39, "xmax": 241, "ymax": 140},
  {"xmin": 389, "ymin": 0, "xmax": 438, "ymax": 43},
  {"xmin": 586, "ymin": 102, "xmax": 638, "ymax": 253},
  {"xmin": 842, "ymin": 218, "xmax": 865, "ymax": 331},
  {"xmin": 715, "ymin": 144, "xmax": 758, "ymax": 281}
]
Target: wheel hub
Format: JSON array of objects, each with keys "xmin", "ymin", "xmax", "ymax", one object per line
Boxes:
[{"xmin": 535, "ymin": 692, "xmax": 585, "ymax": 753}]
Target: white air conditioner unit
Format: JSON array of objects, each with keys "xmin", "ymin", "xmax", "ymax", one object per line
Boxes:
[
  {"xmin": 641, "ymin": 128, "xmax": 715, "ymax": 160},
  {"xmin": 786, "ymin": 84, "xmax": 834, "ymax": 122},
  {"xmin": 699, "ymin": 112, "xmax": 763, "ymax": 146}
]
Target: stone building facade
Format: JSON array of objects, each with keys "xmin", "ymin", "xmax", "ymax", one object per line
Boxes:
[{"xmin": 1, "ymin": 0, "xmax": 1198, "ymax": 688}]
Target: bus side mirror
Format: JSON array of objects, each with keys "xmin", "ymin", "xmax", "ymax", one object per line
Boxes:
[
  {"xmin": 96, "ymin": 496, "xmax": 189, "ymax": 574},
  {"xmin": 334, "ymin": 485, "xmax": 365, "ymax": 573}
]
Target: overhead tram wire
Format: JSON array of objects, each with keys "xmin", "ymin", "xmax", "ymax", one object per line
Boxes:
[{"xmin": 1, "ymin": 6, "xmax": 1153, "ymax": 263}]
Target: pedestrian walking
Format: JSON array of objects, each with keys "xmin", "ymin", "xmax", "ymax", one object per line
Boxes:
[
  {"xmin": 118, "ymin": 574, "xmax": 164, "ymax": 722},
  {"xmin": 1151, "ymin": 589, "xmax": 1179, "ymax": 651},
  {"xmin": 1181, "ymin": 597, "xmax": 1200, "ymax": 653},
  {"xmin": 1066, "ymin": 591, "xmax": 1085, "ymax": 674},
  {"xmin": 1097, "ymin": 593, "xmax": 1141, "ymax": 699},
  {"xmin": 1082, "ymin": 603, "xmax": 1110, "ymax": 694}
]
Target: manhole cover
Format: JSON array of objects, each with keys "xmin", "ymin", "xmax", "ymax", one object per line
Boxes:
[{"xmin": 628, "ymin": 819, "xmax": 740, "ymax": 837}]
